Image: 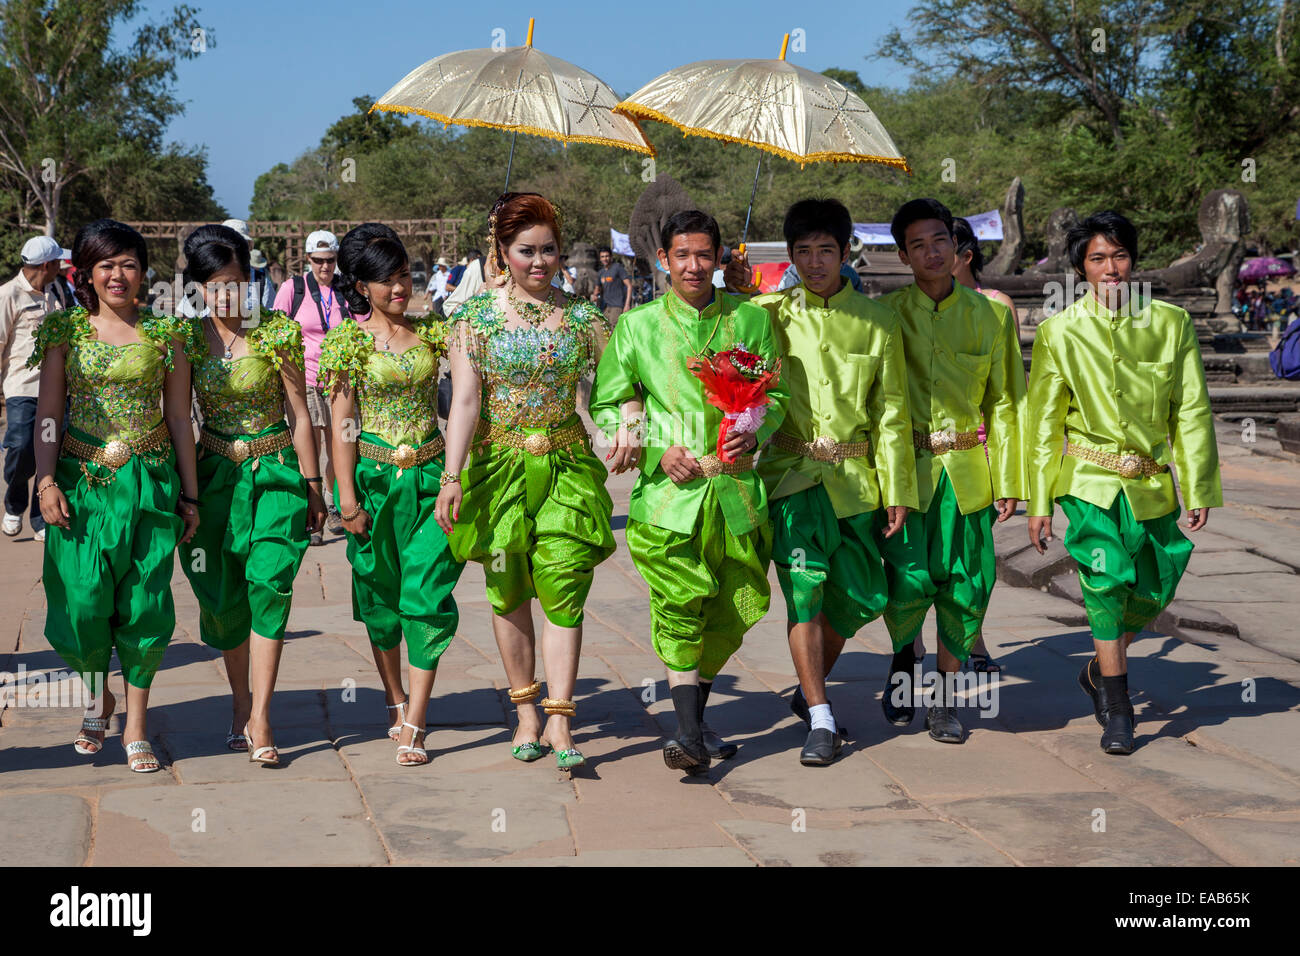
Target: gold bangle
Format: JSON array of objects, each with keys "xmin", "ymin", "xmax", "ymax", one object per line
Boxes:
[
  {"xmin": 540, "ymin": 697, "xmax": 576, "ymax": 717},
  {"xmin": 340, "ymin": 503, "xmax": 363, "ymax": 521},
  {"xmin": 508, "ymin": 680, "xmax": 541, "ymax": 704},
  {"xmin": 439, "ymin": 471, "xmax": 462, "ymax": 488}
]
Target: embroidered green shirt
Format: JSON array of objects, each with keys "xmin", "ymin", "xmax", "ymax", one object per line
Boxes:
[
  {"xmin": 879, "ymin": 280, "xmax": 1027, "ymax": 515},
  {"xmin": 590, "ymin": 288, "xmax": 788, "ymax": 536},
  {"xmin": 750, "ymin": 282, "xmax": 917, "ymax": 516},
  {"xmin": 183, "ymin": 310, "xmax": 304, "ymax": 436},
  {"xmin": 1026, "ymin": 293, "xmax": 1222, "ymax": 519}
]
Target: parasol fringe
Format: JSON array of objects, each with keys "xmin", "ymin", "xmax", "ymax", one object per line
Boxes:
[
  {"xmin": 370, "ymin": 102, "xmax": 656, "ymax": 156},
  {"xmin": 615, "ymin": 102, "xmax": 911, "ymax": 174}
]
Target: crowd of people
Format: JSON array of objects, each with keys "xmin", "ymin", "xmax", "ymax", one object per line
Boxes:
[
  {"xmin": 1235, "ymin": 283, "xmax": 1298, "ymax": 333},
  {"xmin": 0, "ymin": 189, "xmax": 1220, "ymax": 777}
]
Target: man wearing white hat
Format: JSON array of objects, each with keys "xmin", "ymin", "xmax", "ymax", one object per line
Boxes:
[
  {"xmin": 221, "ymin": 218, "xmax": 276, "ymax": 311},
  {"xmin": 272, "ymin": 229, "xmax": 351, "ymax": 542},
  {"xmin": 0, "ymin": 236, "xmax": 72, "ymax": 540}
]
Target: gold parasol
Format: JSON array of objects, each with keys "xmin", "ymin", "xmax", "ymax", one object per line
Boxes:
[
  {"xmin": 616, "ymin": 34, "xmax": 909, "ymax": 244},
  {"xmin": 371, "ymin": 18, "xmax": 653, "ymax": 189}
]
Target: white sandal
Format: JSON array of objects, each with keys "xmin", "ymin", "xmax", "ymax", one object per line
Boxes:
[
  {"xmin": 244, "ymin": 724, "xmax": 279, "ymax": 766},
  {"xmin": 395, "ymin": 721, "xmax": 428, "ymax": 766},
  {"xmin": 73, "ymin": 716, "xmax": 110, "ymax": 755},
  {"xmin": 125, "ymin": 739, "xmax": 161, "ymax": 773},
  {"xmin": 385, "ymin": 699, "xmax": 408, "ymax": 741}
]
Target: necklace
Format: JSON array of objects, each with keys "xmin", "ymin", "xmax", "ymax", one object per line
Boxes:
[
  {"xmin": 668, "ymin": 291, "xmax": 723, "ymax": 356},
  {"xmin": 209, "ymin": 317, "xmax": 239, "ymax": 359},
  {"xmin": 506, "ymin": 281, "xmax": 557, "ymax": 327},
  {"xmin": 373, "ymin": 318, "xmax": 407, "ymax": 351}
]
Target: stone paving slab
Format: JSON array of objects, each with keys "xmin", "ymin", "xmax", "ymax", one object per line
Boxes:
[
  {"xmin": 98, "ymin": 780, "xmax": 387, "ymax": 866},
  {"xmin": 0, "ymin": 792, "xmax": 91, "ymax": 865},
  {"xmin": 1178, "ymin": 812, "xmax": 1300, "ymax": 867},
  {"xmin": 720, "ymin": 818, "xmax": 1012, "ymax": 867},
  {"xmin": 934, "ymin": 792, "xmax": 1228, "ymax": 865}
]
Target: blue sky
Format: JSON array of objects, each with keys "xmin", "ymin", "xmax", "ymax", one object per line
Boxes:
[{"xmin": 134, "ymin": 0, "xmax": 918, "ymax": 217}]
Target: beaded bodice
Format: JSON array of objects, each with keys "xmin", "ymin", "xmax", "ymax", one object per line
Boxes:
[
  {"xmin": 318, "ymin": 316, "xmax": 446, "ymax": 447},
  {"xmin": 29, "ymin": 307, "xmax": 179, "ymax": 444},
  {"xmin": 451, "ymin": 291, "xmax": 608, "ymax": 427},
  {"xmin": 185, "ymin": 311, "xmax": 303, "ymax": 436}
]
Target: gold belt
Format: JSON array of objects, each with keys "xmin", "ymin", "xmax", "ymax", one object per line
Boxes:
[
  {"xmin": 913, "ymin": 428, "xmax": 981, "ymax": 455},
  {"xmin": 770, "ymin": 431, "xmax": 870, "ymax": 464},
  {"xmin": 62, "ymin": 421, "xmax": 171, "ymax": 470},
  {"xmin": 1064, "ymin": 441, "xmax": 1166, "ymax": 479},
  {"xmin": 476, "ymin": 418, "xmax": 590, "ymax": 456},
  {"xmin": 357, "ymin": 435, "xmax": 446, "ymax": 471},
  {"xmin": 697, "ymin": 453, "xmax": 754, "ymax": 478},
  {"xmin": 199, "ymin": 427, "xmax": 291, "ymax": 464}
]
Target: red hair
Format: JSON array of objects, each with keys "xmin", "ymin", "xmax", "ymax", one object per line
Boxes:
[{"xmin": 491, "ymin": 192, "xmax": 562, "ymax": 267}]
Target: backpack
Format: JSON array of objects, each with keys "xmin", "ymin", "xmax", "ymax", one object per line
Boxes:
[
  {"xmin": 1270, "ymin": 316, "xmax": 1300, "ymax": 380},
  {"xmin": 291, "ymin": 273, "xmax": 351, "ymax": 328}
]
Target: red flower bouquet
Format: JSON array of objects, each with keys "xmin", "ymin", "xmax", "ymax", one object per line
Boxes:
[{"xmin": 687, "ymin": 342, "xmax": 781, "ymax": 463}]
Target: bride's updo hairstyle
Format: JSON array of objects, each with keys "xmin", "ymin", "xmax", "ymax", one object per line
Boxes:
[{"xmin": 487, "ymin": 192, "xmax": 562, "ymax": 275}]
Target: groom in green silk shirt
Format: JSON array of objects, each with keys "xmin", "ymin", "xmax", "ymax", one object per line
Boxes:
[
  {"xmin": 592, "ymin": 209, "xmax": 788, "ymax": 777},
  {"xmin": 878, "ymin": 198, "xmax": 1027, "ymax": 745},
  {"xmin": 726, "ymin": 198, "xmax": 917, "ymax": 766},
  {"xmin": 1027, "ymin": 211, "xmax": 1221, "ymax": 756}
]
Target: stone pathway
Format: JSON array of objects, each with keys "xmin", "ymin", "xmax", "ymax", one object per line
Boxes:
[{"xmin": 2, "ymin": 419, "xmax": 1298, "ymax": 866}]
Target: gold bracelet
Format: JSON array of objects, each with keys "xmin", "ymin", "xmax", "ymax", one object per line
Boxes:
[
  {"xmin": 340, "ymin": 502, "xmax": 363, "ymax": 521},
  {"xmin": 36, "ymin": 481, "xmax": 59, "ymax": 499},
  {"xmin": 439, "ymin": 471, "xmax": 462, "ymax": 488}
]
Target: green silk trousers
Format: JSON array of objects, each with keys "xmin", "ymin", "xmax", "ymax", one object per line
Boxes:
[
  {"xmin": 179, "ymin": 422, "xmax": 310, "ymax": 648},
  {"xmin": 42, "ymin": 425, "xmax": 183, "ymax": 691},
  {"xmin": 343, "ymin": 431, "xmax": 464, "ymax": 671},
  {"xmin": 1058, "ymin": 494, "xmax": 1192, "ymax": 642},
  {"xmin": 626, "ymin": 485, "xmax": 772, "ymax": 680},
  {"xmin": 449, "ymin": 415, "xmax": 615, "ymax": 628},
  {"xmin": 879, "ymin": 469, "xmax": 996, "ymax": 662},
  {"xmin": 771, "ymin": 482, "xmax": 886, "ymax": 638}
]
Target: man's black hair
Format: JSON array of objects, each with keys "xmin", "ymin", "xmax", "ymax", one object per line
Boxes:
[
  {"xmin": 598, "ymin": 246, "xmax": 612, "ymax": 256},
  {"xmin": 784, "ymin": 198, "xmax": 853, "ymax": 256},
  {"xmin": 659, "ymin": 210, "xmax": 721, "ymax": 253},
  {"xmin": 890, "ymin": 198, "xmax": 953, "ymax": 248},
  {"xmin": 1067, "ymin": 211, "xmax": 1139, "ymax": 277}
]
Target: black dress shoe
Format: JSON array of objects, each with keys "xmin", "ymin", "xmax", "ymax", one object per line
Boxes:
[
  {"xmin": 790, "ymin": 688, "xmax": 811, "ymax": 727},
  {"xmin": 701, "ymin": 724, "xmax": 738, "ymax": 760},
  {"xmin": 1077, "ymin": 658, "xmax": 1108, "ymax": 727},
  {"xmin": 663, "ymin": 737, "xmax": 711, "ymax": 775},
  {"xmin": 1100, "ymin": 709, "xmax": 1135, "ymax": 755},
  {"xmin": 799, "ymin": 727, "xmax": 844, "ymax": 766},
  {"xmin": 882, "ymin": 651, "xmax": 916, "ymax": 726},
  {"xmin": 925, "ymin": 703, "xmax": 965, "ymax": 743}
]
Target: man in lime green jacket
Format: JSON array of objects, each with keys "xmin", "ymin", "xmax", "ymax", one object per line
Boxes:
[
  {"xmin": 878, "ymin": 198, "xmax": 1027, "ymax": 745},
  {"xmin": 1027, "ymin": 210, "xmax": 1221, "ymax": 755},
  {"xmin": 728, "ymin": 198, "xmax": 917, "ymax": 765},
  {"xmin": 592, "ymin": 210, "xmax": 789, "ymax": 777}
]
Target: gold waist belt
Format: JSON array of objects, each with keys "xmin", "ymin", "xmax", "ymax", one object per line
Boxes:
[
  {"xmin": 1064, "ymin": 441, "xmax": 1166, "ymax": 479},
  {"xmin": 357, "ymin": 435, "xmax": 446, "ymax": 471},
  {"xmin": 199, "ymin": 427, "xmax": 291, "ymax": 464},
  {"xmin": 62, "ymin": 421, "xmax": 171, "ymax": 470},
  {"xmin": 913, "ymin": 428, "xmax": 981, "ymax": 455},
  {"xmin": 476, "ymin": 418, "xmax": 590, "ymax": 456},
  {"xmin": 697, "ymin": 452, "xmax": 755, "ymax": 478},
  {"xmin": 770, "ymin": 431, "xmax": 871, "ymax": 464}
]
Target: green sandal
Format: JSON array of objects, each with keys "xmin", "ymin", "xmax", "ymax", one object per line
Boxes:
[
  {"xmin": 552, "ymin": 746, "xmax": 586, "ymax": 771},
  {"xmin": 511, "ymin": 741, "xmax": 546, "ymax": 762}
]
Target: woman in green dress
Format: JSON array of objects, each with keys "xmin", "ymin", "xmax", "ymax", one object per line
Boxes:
[
  {"xmin": 31, "ymin": 219, "xmax": 199, "ymax": 773},
  {"xmin": 178, "ymin": 224, "xmax": 327, "ymax": 766},
  {"xmin": 321, "ymin": 223, "xmax": 464, "ymax": 767},
  {"xmin": 437, "ymin": 193, "xmax": 617, "ymax": 771}
]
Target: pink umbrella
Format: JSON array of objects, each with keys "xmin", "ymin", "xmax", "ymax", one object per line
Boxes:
[{"xmin": 1238, "ymin": 257, "xmax": 1296, "ymax": 282}]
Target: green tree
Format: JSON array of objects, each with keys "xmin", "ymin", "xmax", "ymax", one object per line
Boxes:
[{"xmin": 0, "ymin": 0, "xmax": 213, "ymax": 235}]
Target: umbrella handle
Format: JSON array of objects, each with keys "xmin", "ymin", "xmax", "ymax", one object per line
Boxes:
[{"xmin": 739, "ymin": 157, "xmax": 762, "ymax": 247}]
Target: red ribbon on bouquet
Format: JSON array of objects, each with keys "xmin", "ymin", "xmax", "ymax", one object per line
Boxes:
[{"xmin": 686, "ymin": 344, "xmax": 781, "ymax": 462}]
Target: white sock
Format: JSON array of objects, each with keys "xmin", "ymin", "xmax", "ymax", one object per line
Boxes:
[{"xmin": 809, "ymin": 703, "xmax": 835, "ymax": 733}]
